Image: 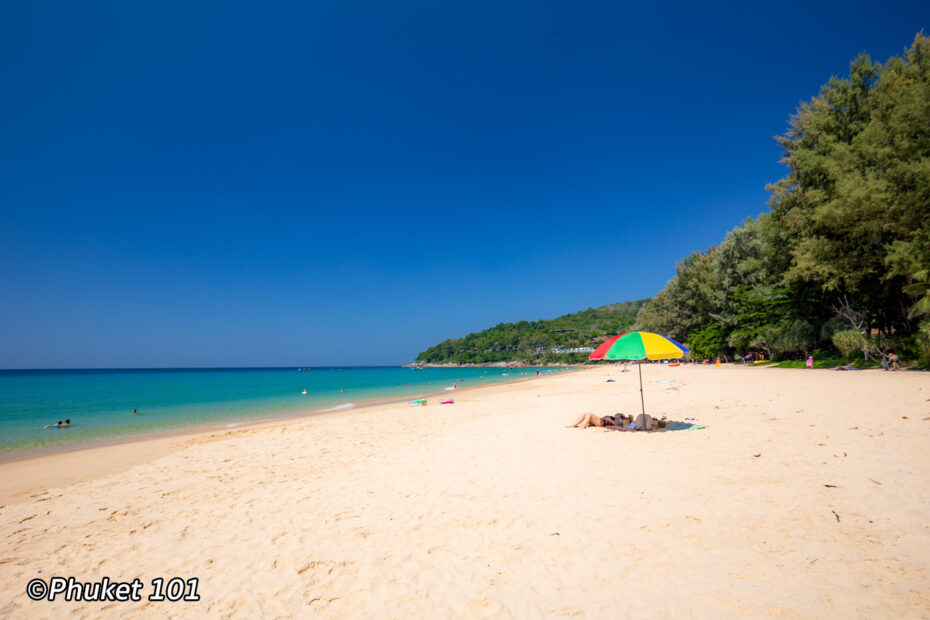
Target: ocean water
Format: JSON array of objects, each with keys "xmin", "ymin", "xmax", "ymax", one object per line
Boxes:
[{"xmin": 0, "ymin": 366, "xmax": 565, "ymax": 460}]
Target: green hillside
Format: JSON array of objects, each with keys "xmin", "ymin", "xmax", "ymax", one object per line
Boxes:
[{"xmin": 415, "ymin": 299, "xmax": 649, "ymax": 365}]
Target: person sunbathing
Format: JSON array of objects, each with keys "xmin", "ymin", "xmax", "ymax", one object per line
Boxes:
[{"xmin": 566, "ymin": 413, "xmax": 630, "ymax": 428}]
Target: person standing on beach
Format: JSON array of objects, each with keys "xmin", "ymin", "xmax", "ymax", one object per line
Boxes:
[{"xmin": 806, "ymin": 356, "xmax": 813, "ymax": 369}]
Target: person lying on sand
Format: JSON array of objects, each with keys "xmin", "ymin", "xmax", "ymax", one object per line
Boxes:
[
  {"xmin": 566, "ymin": 412, "xmax": 610, "ymax": 428},
  {"xmin": 566, "ymin": 413, "xmax": 632, "ymax": 429}
]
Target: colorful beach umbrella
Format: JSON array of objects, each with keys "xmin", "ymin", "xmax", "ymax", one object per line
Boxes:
[{"xmin": 589, "ymin": 331, "xmax": 689, "ymax": 418}]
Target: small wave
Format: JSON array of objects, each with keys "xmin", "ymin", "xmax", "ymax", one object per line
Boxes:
[
  {"xmin": 225, "ymin": 423, "xmax": 241, "ymax": 428},
  {"xmin": 322, "ymin": 403, "xmax": 355, "ymax": 412}
]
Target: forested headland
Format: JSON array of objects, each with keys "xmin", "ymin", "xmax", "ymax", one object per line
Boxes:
[
  {"xmin": 416, "ymin": 300, "xmax": 648, "ymax": 365},
  {"xmin": 418, "ymin": 34, "xmax": 930, "ymax": 367}
]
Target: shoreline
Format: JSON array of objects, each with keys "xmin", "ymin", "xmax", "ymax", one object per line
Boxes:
[
  {"xmin": 0, "ymin": 368, "xmax": 561, "ymax": 504},
  {"xmin": 0, "ymin": 366, "xmax": 570, "ymax": 465},
  {"xmin": 406, "ymin": 362, "xmax": 587, "ymax": 368},
  {"xmin": 1, "ymin": 363, "xmax": 928, "ymax": 616}
]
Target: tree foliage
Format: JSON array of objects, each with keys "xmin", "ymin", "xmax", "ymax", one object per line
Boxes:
[
  {"xmin": 420, "ymin": 33, "xmax": 930, "ymax": 366},
  {"xmin": 832, "ymin": 329, "xmax": 868, "ymax": 356},
  {"xmin": 415, "ymin": 300, "xmax": 649, "ymax": 364},
  {"xmin": 688, "ymin": 323, "xmax": 727, "ymax": 359},
  {"xmin": 636, "ymin": 33, "xmax": 930, "ymax": 362}
]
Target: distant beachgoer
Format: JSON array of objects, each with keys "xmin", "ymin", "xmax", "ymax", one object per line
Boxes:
[
  {"xmin": 132, "ymin": 409, "xmax": 138, "ymax": 415},
  {"xmin": 715, "ymin": 358, "xmax": 721, "ymax": 367},
  {"xmin": 536, "ymin": 369, "xmax": 540, "ymax": 376},
  {"xmin": 340, "ymin": 388, "xmax": 345, "ymax": 392},
  {"xmin": 881, "ymin": 354, "xmax": 890, "ymax": 371},
  {"xmin": 806, "ymin": 356, "xmax": 813, "ymax": 369},
  {"xmin": 889, "ymin": 352, "xmax": 900, "ymax": 371},
  {"xmin": 45, "ymin": 419, "xmax": 70, "ymax": 429}
]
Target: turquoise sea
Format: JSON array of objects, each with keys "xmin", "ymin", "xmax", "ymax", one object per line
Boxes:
[{"xmin": 0, "ymin": 366, "xmax": 564, "ymax": 461}]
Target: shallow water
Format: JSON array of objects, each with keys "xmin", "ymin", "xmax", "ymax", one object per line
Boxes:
[{"xmin": 0, "ymin": 366, "xmax": 564, "ymax": 460}]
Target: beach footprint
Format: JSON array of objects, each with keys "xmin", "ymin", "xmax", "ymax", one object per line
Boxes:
[{"xmin": 468, "ymin": 598, "xmax": 503, "ymax": 617}]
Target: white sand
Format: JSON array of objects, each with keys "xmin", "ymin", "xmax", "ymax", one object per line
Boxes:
[{"xmin": 1, "ymin": 364, "xmax": 929, "ymax": 618}]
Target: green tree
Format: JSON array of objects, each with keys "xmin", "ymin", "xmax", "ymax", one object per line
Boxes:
[
  {"xmin": 832, "ymin": 329, "xmax": 868, "ymax": 357},
  {"xmin": 773, "ymin": 319, "xmax": 816, "ymax": 357},
  {"xmin": 767, "ymin": 34, "xmax": 930, "ymax": 339},
  {"xmin": 635, "ymin": 249, "xmax": 718, "ymax": 340},
  {"xmin": 727, "ymin": 286, "xmax": 789, "ymax": 358},
  {"xmin": 688, "ymin": 323, "xmax": 727, "ymax": 359}
]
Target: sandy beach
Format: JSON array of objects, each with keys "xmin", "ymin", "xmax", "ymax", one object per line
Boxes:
[{"xmin": 1, "ymin": 364, "xmax": 929, "ymax": 618}]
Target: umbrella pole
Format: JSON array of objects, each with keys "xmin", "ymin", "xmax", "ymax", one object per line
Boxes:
[{"xmin": 638, "ymin": 361, "xmax": 645, "ymax": 417}]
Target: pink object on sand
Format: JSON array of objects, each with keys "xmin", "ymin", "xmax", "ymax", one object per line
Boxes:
[{"xmin": 440, "ymin": 399, "xmax": 454, "ymax": 404}]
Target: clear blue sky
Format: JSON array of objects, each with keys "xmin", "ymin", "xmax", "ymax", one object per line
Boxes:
[{"xmin": 2, "ymin": 1, "xmax": 928, "ymax": 367}]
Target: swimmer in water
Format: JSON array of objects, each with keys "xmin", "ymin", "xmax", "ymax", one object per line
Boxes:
[{"xmin": 44, "ymin": 419, "xmax": 70, "ymax": 429}]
